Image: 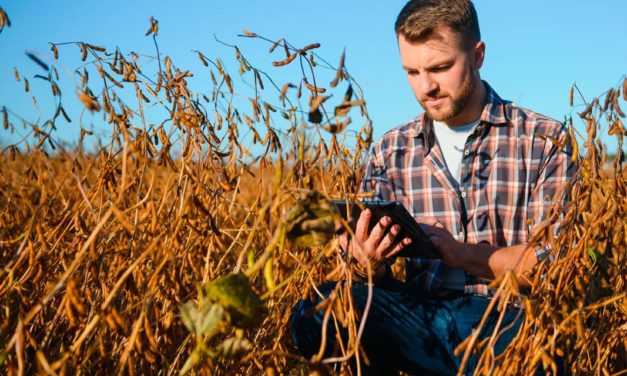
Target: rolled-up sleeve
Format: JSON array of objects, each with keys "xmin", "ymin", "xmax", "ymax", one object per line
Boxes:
[{"xmin": 528, "ymin": 122, "xmax": 579, "ymax": 257}]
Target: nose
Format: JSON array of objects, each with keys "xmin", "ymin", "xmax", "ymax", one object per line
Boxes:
[{"xmin": 418, "ymin": 73, "xmax": 438, "ymax": 97}]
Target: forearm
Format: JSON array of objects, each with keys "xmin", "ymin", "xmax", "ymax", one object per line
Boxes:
[{"xmin": 457, "ymin": 243, "xmax": 538, "ymax": 287}]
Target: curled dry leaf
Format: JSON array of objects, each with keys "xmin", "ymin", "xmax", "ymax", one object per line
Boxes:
[
  {"xmin": 145, "ymin": 16, "xmax": 158, "ymax": 36},
  {"xmin": 330, "ymin": 50, "xmax": 346, "ymax": 88},
  {"xmin": 322, "ymin": 117, "xmax": 352, "ymax": 134},
  {"xmin": 285, "ymin": 191, "xmax": 339, "ymax": 248},
  {"xmin": 242, "ymin": 29, "xmax": 257, "ymax": 37},
  {"xmin": 2, "ymin": 107, "xmax": 8, "ymax": 130},
  {"xmin": 77, "ymin": 89, "xmax": 101, "ymax": 112},
  {"xmin": 50, "ymin": 44, "xmax": 59, "ymax": 60},
  {"xmin": 308, "ymin": 95, "xmax": 329, "ymax": 124},
  {"xmin": 569, "ymin": 85, "xmax": 574, "ymax": 107},
  {"xmin": 25, "ymin": 52, "xmax": 49, "ymax": 72},
  {"xmin": 0, "ymin": 6, "xmax": 11, "ymax": 32}
]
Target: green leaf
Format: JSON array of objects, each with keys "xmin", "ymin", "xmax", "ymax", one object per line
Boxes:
[
  {"xmin": 199, "ymin": 304, "xmax": 224, "ymax": 335},
  {"xmin": 179, "ymin": 300, "xmax": 224, "ymax": 337},
  {"xmin": 285, "ymin": 191, "xmax": 338, "ymax": 248},
  {"xmin": 179, "ymin": 301, "xmax": 197, "ymax": 334},
  {"xmin": 587, "ymin": 247, "xmax": 600, "ymax": 263},
  {"xmin": 204, "ymin": 273, "xmax": 263, "ymax": 329},
  {"xmin": 215, "ymin": 336, "xmax": 252, "ymax": 357}
]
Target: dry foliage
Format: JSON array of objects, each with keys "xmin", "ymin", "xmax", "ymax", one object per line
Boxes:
[
  {"xmin": 460, "ymin": 82, "xmax": 627, "ymax": 375},
  {"xmin": 0, "ymin": 16, "xmax": 626, "ymax": 375}
]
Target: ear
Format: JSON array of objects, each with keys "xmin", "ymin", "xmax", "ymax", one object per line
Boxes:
[{"xmin": 472, "ymin": 41, "xmax": 485, "ymax": 70}]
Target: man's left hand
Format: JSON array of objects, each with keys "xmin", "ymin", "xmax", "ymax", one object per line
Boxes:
[
  {"xmin": 416, "ymin": 216, "xmax": 467, "ymax": 268},
  {"xmin": 416, "ymin": 217, "xmax": 538, "ymax": 285}
]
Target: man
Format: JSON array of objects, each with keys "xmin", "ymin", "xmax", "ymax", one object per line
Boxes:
[{"xmin": 291, "ymin": 0, "xmax": 577, "ymax": 374}]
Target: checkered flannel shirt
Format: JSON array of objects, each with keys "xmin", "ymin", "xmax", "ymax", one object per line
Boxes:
[{"xmin": 361, "ymin": 82, "xmax": 578, "ymax": 296}]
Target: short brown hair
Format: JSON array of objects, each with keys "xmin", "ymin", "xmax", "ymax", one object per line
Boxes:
[{"xmin": 395, "ymin": 0, "xmax": 481, "ymax": 48}]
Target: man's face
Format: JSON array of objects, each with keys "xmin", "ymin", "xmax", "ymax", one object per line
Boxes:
[{"xmin": 398, "ymin": 26, "xmax": 484, "ymax": 126}]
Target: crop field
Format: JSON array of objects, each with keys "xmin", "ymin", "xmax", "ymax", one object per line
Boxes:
[{"xmin": 0, "ymin": 10, "xmax": 626, "ymax": 375}]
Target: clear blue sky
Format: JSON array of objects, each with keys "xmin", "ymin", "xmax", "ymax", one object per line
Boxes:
[{"xmin": 1, "ymin": 1, "xmax": 626, "ymax": 152}]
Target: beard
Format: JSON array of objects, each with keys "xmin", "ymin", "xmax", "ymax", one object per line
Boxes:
[{"xmin": 419, "ymin": 70, "xmax": 476, "ymax": 123}]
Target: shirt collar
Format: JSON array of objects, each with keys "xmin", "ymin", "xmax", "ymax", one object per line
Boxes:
[
  {"xmin": 479, "ymin": 81, "xmax": 508, "ymax": 125},
  {"xmin": 412, "ymin": 81, "xmax": 508, "ymax": 141}
]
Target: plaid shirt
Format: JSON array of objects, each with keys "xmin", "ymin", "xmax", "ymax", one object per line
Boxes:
[{"xmin": 361, "ymin": 82, "xmax": 577, "ymax": 296}]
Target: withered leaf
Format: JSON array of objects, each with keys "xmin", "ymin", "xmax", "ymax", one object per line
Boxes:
[{"xmin": 25, "ymin": 52, "xmax": 49, "ymax": 71}]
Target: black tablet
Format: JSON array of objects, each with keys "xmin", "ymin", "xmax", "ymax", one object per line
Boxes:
[{"xmin": 333, "ymin": 200, "xmax": 440, "ymax": 259}]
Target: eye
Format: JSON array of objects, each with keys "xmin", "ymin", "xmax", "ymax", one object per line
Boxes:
[
  {"xmin": 431, "ymin": 65, "xmax": 451, "ymax": 73},
  {"xmin": 405, "ymin": 69, "xmax": 419, "ymax": 76}
]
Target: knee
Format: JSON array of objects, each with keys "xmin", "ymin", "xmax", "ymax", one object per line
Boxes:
[
  {"xmin": 290, "ymin": 282, "xmax": 340, "ymax": 358},
  {"xmin": 290, "ymin": 297, "xmax": 321, "ymax": 359}
]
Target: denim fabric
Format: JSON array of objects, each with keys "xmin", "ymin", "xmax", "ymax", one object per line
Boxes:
[{"xmin": 290, "ymin": 281, "xmax": 523, "ymax": 375}]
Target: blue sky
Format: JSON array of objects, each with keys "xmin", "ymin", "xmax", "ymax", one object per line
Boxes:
[{"xmin": 1, "ymin": 1, "xmax": 626, "ymax": 153}]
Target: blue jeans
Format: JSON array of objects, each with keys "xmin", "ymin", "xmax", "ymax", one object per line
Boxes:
[{"xmin": 290, "ymin": 280, "xmax": 523, "ymax": 375}]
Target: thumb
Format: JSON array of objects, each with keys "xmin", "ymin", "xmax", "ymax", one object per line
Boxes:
[
  {"xmin": 429, "ymin": 235, "xmax": 442, "ymax": 249},
  {"xmin": 415, "ymin": 216, "xmax": 441, "ymax": 227}
]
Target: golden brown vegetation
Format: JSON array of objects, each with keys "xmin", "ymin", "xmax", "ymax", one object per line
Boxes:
[
  {"xmin": 456, "ymin": 82, "xmax": 627, "ymax": 375},
  {"xmin": 1, "ymin": 16, "xmax": 626, "ymax": 375}
]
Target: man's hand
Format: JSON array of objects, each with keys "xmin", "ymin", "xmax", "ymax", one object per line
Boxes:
[
  {"xmin": 339, "ymin": 209, "xmax": 412, "ymax": 280},
  {"xmin": 416, "ymin": 216, "xmax": 467, "ymax": 268},
  {"xmin": 416, "ymin": 216, "xmax": 537, "ymax": 285}
]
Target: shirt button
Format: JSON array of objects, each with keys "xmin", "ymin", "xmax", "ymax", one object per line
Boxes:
[
  {"xmin": 461, "ymin": 191, "xmax": 467, "ymax": 198},
  {"xmin": 458, "ymin": 231, "xmax": 464, "ymax": 239},
  {"xmin": 464, "ymin": 150, "xmax": 470, "ymax": 156}
]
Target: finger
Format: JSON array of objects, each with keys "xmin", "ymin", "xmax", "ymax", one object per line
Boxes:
[
  {"xmin": 377, "ymin": 223, "xmax": 400, "ymax": 252},
  {"xmin": 386, "ymin": 237, "xmax": 413, "ymax": 258},
  {"xmin": 415, "ymin": 216, "xmax": 441, "ymax": 227},
  {"xmin": 369, "ymin": 216, "xmax": 392, "ymax": 244},
  {"xmin": 355, "ymin": 209, "xmax": 372, "ymax": 242}
]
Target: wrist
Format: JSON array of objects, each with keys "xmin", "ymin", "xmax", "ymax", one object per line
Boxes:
[
  {"xmin": 374, "ymin": 263, "xmax": 389, "ymax": 280},
  {"xmin": 453, "ymin": 241, "xmax": 500, "ymax": 279},
  {"xmin": 448, "ymin": 241, "xmax": 471, "ymax": 269},
  {"xmin": 352, "ymin": 260, "xmax": 389, "ymax": 283}
]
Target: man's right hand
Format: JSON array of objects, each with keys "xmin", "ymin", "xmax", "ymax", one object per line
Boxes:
[{"xmin": 339, "ymin": 209, "xmax": 412, "ymax": 280}]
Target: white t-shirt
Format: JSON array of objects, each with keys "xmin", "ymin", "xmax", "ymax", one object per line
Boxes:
[
  {"xmin": 432, "ymin": 119, "xmax": 480, "ymax": 184},
  {"xmin": 431, "ymin": 119, "xmax": 480, "ymax": 291}
]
